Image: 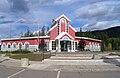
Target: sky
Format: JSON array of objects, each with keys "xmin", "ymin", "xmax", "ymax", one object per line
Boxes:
[{"xmin": 0, "ymin": 0, "xmax": 120, "ymax": 38}]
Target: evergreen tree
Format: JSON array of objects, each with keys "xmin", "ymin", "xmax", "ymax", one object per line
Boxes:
[
  {"xmin": 47, "ymin": 26, "xmax": 49, "ymax": 31},
  {"xmin": 41, "ymin": 26, "xmax": 45, "ymax": 36}
]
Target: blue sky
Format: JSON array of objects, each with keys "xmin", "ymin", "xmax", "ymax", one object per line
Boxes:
[{"xmin": 0, "ymin": 0, "xmax": 120, "ymax": 39}]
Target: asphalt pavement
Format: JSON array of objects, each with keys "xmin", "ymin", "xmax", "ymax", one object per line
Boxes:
[{"xmin": 0, "ymin": 65, "xmax": 120, "ymax": 78}]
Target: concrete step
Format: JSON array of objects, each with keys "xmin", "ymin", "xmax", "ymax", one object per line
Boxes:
[{"xmin": 50, "ymin": 56, "xmax": 92, "ymax": 60}]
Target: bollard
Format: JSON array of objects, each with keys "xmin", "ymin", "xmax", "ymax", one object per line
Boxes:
[
  {"xmin": 92, "ymin": 54, "xmax": 97, "ymax": 59},
  {"xmin": 21, "ymin": 58, "xmax": 29, "ymax": 67}
]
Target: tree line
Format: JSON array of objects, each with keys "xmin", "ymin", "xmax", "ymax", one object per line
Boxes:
[{"xmin": 76, "ymin": 28, "xmax": 120, "ymax": 51}]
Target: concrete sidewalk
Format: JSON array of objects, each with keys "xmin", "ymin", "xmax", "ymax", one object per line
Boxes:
[
  {"xmin": 27, "ymin": 58, "xmax": 120, "ymax": 72},
  {"xmin": 0, "ymin": 57, "xmax": 120, "ymax": 72}
]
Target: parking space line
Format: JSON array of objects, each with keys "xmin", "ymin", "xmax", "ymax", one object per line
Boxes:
[
  {"xmin": 7, "ymin": 69, "xmax": 25, "ymax": 78},
  {"xmin": 56, "ymin": 70, "xmax": 61, "ymax": 78}
]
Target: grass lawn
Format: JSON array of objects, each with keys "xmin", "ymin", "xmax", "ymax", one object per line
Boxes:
[{"xmin": 8, "ymin": 53, "xmax": 51, "ymax": 61}]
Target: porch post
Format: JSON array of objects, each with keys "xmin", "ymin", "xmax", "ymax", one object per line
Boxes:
[
  {"xmin": 74, "ymin": 41, "xmax": 75, "ymax": 52},
  {"xmin": 71, "ymin": 41, "xmax": 73, "ymax": 52},
  {"xmin": 58, "ymin": 40, "xmax": 61, "ymax": 52}
]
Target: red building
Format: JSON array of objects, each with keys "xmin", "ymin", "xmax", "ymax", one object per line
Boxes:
[{"xmin": 1, "ymin": 14, "xmax": 101, "ymax": 52}]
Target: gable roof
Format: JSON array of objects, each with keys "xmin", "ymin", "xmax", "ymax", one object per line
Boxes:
[
  {"xmin": 69, "ymin": 25, "xmax": 77, "ymax": 32},
  {"xmin": 47, "ymin": 14, "xmax": 76, "ymax": 34},
  {"xmin": 75, "ymin": 36, "xmax": 102, "ymax": 42},
  {"xmin": 55, "ymin": 32, "xmax": 74, "ymax": 40},
  {"xmin": 55, "ymin": 14, "xmax": 71, "ymax": 22}
]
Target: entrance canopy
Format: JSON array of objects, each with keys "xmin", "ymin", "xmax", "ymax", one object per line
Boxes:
[{"xmin": 55, "ymin": 32, "xmax": 74, "ymax": 40}]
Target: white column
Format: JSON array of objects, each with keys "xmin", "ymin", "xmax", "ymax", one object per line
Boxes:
[
  {"xmin": 49, "ymin": 40, "xmax": 52, "ymax": 51},
  {"xmin": 58, "ymin": 40, "xmax": 61, "ymax": 52},
  {"xmin": 74, "ymin": 41, "xmax": 75, "ymax": 52},
  {"xmin": 71, "ymin": 41, "xmax": 73, "ymax": 52}
]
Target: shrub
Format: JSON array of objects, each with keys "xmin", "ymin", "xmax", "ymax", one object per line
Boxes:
[{"xmin": 11, "ymin": 50, "xmax": 31, "ymax": 54}]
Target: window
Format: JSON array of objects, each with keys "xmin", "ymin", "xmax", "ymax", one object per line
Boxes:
[
  {"xmin": 12, "ymin": 43, "xmax": 16, "ymax": 48},
  {"xmin": 75, "ymin": 42, "xmax": 78, "ymax": 50},
  {"xmin": 24, "ymin": 42, "xmax": 29, "ymax": 49},
  {"xmin": 2, "ymin": 43, "xmax": 6, "ymax": 48},
  {"xmin": 52, "ymin": 41, "xmax": 56, "ymax": 50},
  {"xmin": 66, "ymin": 22, "xmax": 69, "ymax": 33},
  {"xmin": 61, "ymin": 19, "xmax": 65, "ymax": 24},
  {"xmin": 18, "ymin": 42, "xmax": 22, "ymax": 49},
  {"xmin": 58, "ymin": 21, "xmax": 60, "ymax": 35},
  {"xmin": 8, "ymin": 44, "xmax": 11, "ymax": 48},
  {"xmin": 7, "ymin": 43, "xmax": 11, "ymax": 48}
]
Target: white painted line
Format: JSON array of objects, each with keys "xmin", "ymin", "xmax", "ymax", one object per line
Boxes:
[
  {"xmin": 56, "ymin": 70, "xmax": 61, "ymax": 78},
  {"xmin": 7, "ymin": 69, "xmax": 25, "ymax": 78}
]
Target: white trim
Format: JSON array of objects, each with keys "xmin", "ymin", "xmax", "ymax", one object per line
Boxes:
[
  {"xmin": 62, "ymin": 36, "xmax": 70, "ymax": 41},
  {"xmin": 55, "ymin": 14, "xmax": 71, "ymax": 22},
  {"xmin": 1, "ymin": 36, "xmax": 50, "ymax": 41},
  {"xmin": 12, "ymin": 42, "xmax": 16, "ymax": 48},
  {"xmin": 2, "ymin": 43, "xmax": 6, "ymax": 48},
  {"xmin": 55, "ymin": 32, "xmax": 74, "ymax": 40},
  {"xmin": 47, "ymin": 24, "xmax": 57, "ymax": 33},
  {"xmin": 75, "ymin": 36, "xmax": 102, "ymax": 42},
  {"xmin": 24, "ymin": 42, "xmax": 29, "ymax": 49},
  {"xmin": 69, "ymin": 25, "xmax": 77, "ymax": 32},
  {"xmin": 24, "ymin": 42, "xmax": 30, "ymax": 45},
  {"xmin": 7, "ymin": 42, "xmax": 11, "ymax": 48}
]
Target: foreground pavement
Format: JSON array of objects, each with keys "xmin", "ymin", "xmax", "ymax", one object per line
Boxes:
[
  {"xmin": 0, "ymin": 65, "xmax": 120, "ymax": 78},
  {"xmin": 0, "ymin": 57, "xmax": 120, "ymax": 78}
]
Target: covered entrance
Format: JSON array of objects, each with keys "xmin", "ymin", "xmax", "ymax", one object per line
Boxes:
[{"xmin": 60, "ymin": 41, "xmax": 71, "ymax": 52}]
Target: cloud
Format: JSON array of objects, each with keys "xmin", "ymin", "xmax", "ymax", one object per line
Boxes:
[
  {"xmin": 9, "ymin": 0, "xmax": 29, "ymax": 13},
  {"xmin": 75, "ymin": 0, "xmax": 120, "ymax": 31}
]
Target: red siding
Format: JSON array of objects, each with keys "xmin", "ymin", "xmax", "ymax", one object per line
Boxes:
[
  {"xmin": 69, "ymin": 26, "xmax": 75, "ymax": 38},
  {"xmin": 1, "ymin": 38, "xmax": 49, "ymax": 46},
  {"xmin": 50, "ymin": 26, "xmax": 58, "ymax": 40},
  {"xmin": 61, "ymin": 23, "xmax": 66, "ymax": 32}
]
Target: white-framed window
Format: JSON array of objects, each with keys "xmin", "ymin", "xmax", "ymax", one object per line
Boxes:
[
  {"xmin": 52, "ymin": 41, "xmax": 56, "ymax": 50},
  {"xmin": 61, "ymin": 18, "xmax": 66, "ymax": 24},
  {"xmin": 7, "ymin": 43, "xmax": 11, "ymax": 48},
  {"xmin": 66, "ymin": 22, "xmax": 69, "ymax": 33},
  {"xmin": 12, "ymin": 42, "xmax": 16, "ymax": 48},
  {"xmin": 18, "ymin": 42, "xmax": 23, "ymax": 49},
  {"xmin": 58, "ymin": 21, "xmax": 60, "ymax": 35},
  {"xmin": 2, "ymin": 43, "xmax": 6, "ymax": 48},
  {"xmin": 24, "ymin": 42, "xmax": 29, "ymax": 50}
]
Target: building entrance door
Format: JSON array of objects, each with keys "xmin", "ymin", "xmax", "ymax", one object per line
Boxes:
[{"xmin": 60, "ymin": 41, "xmax": 71, "ymax": 52}]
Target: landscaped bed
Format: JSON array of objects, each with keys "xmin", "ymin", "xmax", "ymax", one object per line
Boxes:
[
  {"xmin": 8, "ymin": 53, "xmax": 51, "ymax": 61},
  {"xmin": 0, "ymin": 50, "xmax": 51, "ymax": 61}
]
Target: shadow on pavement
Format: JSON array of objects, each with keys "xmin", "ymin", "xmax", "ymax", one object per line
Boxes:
[{"xmin": 102, "ymin": 56, "xmax": 120, "ymax": 67}]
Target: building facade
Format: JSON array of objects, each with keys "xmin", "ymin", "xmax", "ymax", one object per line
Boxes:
[{"xmin": 1, "ymin": 14, "xmax": 101, "ymax": 52}]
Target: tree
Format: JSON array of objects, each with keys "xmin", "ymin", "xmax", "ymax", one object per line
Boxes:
[
  {"xmin": 47, "ymin": 26, "xmax": 49, "ymax": 31},
  {"xmin": 23, "ymin": 29, "xmax": 33, "ymax": 37},
  {"xmin": 51, "ymin": 19, "xmax": 56, "ymax": 28},
  {"xmin": 107, "ymin": 43, "xmax": 112, "ymax": 51},
  {"xmin": 38, "ymin": 39, "xmax": 46, "ymax": 51},
  {"xmin": 78, "ymin": 39, "xmax": 86, "ymax": 51},
  {"xmin": 41, "ymin": 26, "xmax": 45, "ymax": 36}
]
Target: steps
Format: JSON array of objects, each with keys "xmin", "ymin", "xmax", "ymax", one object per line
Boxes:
[{"xmin": 50, "ymin": 52, "xmax": 110, "ymax": 60}]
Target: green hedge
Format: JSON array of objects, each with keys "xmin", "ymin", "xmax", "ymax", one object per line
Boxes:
[{"xmin": 11, "ymin": 50, "xmax": 31, "ymax": 54}]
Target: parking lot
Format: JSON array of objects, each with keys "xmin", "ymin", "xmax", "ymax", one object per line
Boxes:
[{"xmin": 0, "ymin": 65, "xmax": 120, "ymax": 78}]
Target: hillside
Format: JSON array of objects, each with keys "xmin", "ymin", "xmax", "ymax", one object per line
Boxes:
[
  {"xmin": 76, "ymin": 26, "xmax": 120, "ymax": 38},
  {"xmin": 91, "ymin": 26, "xmax": 120, "ymax": 38}
]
